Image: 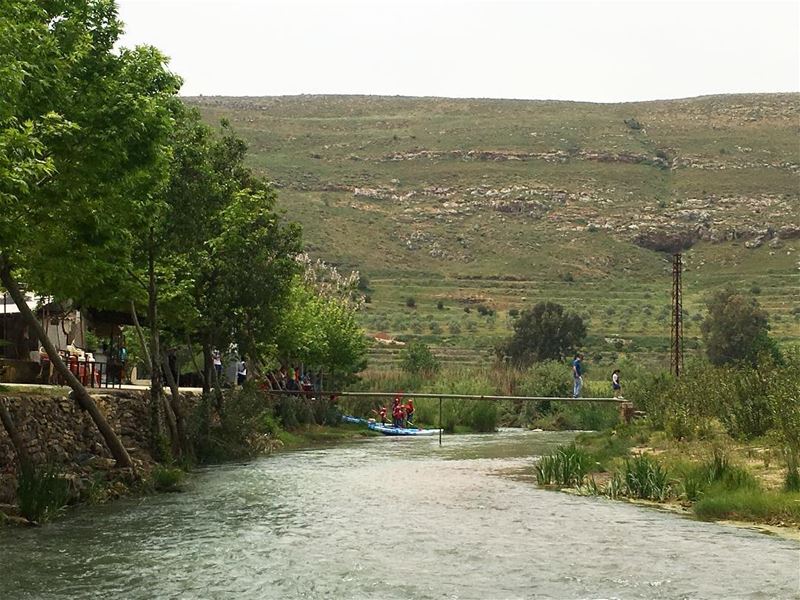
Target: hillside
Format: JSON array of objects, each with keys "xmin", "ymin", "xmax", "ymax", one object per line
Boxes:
[{"xmin": 187, "ymin": 94, "xmax": 800, "ymax": 369}]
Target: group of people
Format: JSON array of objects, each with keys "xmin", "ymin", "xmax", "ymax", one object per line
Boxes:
[
  {"xmin": 260, "ymin": 365, "xmax": 320, "ymax": 398},
  {"xmin": 373, "ymin": 395, "xmax": 415, "ymax": 428},
  {"xmin": 571, "ymin": 353, "xmax": 623, "ymax": 399},
  {"xmin": 211, "ymin": 349, "xmax": 321, "ymax": 394}
]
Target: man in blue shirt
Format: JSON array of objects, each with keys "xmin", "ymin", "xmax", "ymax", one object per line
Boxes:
[{"xmin": 572, "ymin": 353, "xmax": 584, "ymax": 398}]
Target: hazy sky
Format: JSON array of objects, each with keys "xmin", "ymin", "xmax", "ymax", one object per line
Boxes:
[{"xmin": 117, "ymin": 0, "xmax": 800, "ymax": 102}]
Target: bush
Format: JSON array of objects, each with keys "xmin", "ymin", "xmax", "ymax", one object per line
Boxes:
[
  {"xmin": 400, "ymin": 342, "xmax": 440, "ymax": 376},
  {"xmin": 476, "ymin": 304, "xmax": 493, "ymax": 316},
  {"xmin": 151, "ymin": 465, "xmax": 185, "ymax": 492},
  {"xmin": 405, "ymin": 297, "xmax": 416, "ymax": 308},
  {"xmin": 191, "ymin": 386, "xmax": 282, "ymax": 463},
  {"xmin": 17, "ymin": 462, "xmax": 71, "ymax": 524},
  {"xmin": 436, "ymin": 300, "xmax": 444, "ymax": 310},
  {"xmin": 469, "ymin": 401, "xmax": 497, "ymax": 433}
]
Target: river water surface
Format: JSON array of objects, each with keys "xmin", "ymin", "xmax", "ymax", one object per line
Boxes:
[{"xmin": 1, "ymin": 430, "xmax": 798, "ymax": 599}]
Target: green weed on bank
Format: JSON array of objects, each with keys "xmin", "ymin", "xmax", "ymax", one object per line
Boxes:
[
  {"xmin": 17, "ymin": 462, "xmax": 70, "ymax": 524},
  {"xmin": 535, "ymin": 445, "xmax": 593, "ymax": 487},
  {"xmin": 693, "ymin": 489, "xmax": 800, "ymax": 523}
]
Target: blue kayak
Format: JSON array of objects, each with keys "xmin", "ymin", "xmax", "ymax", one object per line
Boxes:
[{"xmin": 367, "ymin": 422, "xmax": 442, "ymax": 436}]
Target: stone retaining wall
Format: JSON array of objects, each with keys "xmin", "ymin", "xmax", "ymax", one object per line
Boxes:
[{"xmin": 0, "ymin": 390, "xmax": 197, "ymax": 504}]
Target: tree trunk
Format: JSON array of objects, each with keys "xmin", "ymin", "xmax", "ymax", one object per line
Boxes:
[
  {"xmin": 147, "ymin": 238, "xmax": 165, "ymax": 460},
  {"xmin": 0, "ymin": 398, "xmax": 30, "ymax": 466},
  {"xmin": 130, "ymin": 300, "xmax": 151, "ymax": 366},
  {"xmin": 0, "ymin": 255, "xmax": 133, "ymax": 468},
  {"xmin": 186, "ymin": 334, "xmax": 204, "ymax": 387},
  {"xmin": 202, "ymin": 341, "xmax": 213, "ymax": 396},
  {"xmin": 161, "ymin": 351, "xmax": 187, "ymax": 457}
]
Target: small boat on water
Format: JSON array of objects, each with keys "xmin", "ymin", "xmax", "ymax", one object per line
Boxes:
[{"xmin": 367, "ymin": 422, "xmax": 442, "ymax": 437}]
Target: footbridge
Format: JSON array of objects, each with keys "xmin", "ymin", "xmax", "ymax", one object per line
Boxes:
[{"xmin": 269, "ymin": 390, "xmax": 633, "ymax": 446}]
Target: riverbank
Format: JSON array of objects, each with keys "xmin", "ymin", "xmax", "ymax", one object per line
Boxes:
[{"xmin": 540, "ymin": 421, "xmax": 800, "ymax": 536}]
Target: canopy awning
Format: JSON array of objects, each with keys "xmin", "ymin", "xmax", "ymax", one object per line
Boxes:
[{"xmin": 0, "ymin": 292, "xmax": 54, "ymax": 316}]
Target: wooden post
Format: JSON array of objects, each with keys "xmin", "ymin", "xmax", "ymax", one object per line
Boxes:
[
  {"xmin": 619, "ymin": 401, "xmax": 634, "ymax": 425},
  {"xmin": 438, "ymin": 396, "xmax": 442, "ymax": 447}
]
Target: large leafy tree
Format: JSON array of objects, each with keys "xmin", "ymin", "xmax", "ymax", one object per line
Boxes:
[
  {"xmin": 0, "ymin": 0, "xmax": 181, "ymax": 467},
  {"xmin": 502, "ymin": 301, "xmax": 586, "ymax": 366},
  {"xmin": 273, "ymin": 256, "xmax": 368, "ymax": 387},
  {"xmin": 701, "ymin": 288, "xmax": 777, "ymax": 365}
]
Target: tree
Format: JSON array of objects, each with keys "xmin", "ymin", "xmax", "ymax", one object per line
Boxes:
[
  {"xmin": 401, "ymin": 342, "xmax": 440, "ymax": 376},
  {"xmin": 501, "ymin": 302, "xmax": 586, "ymax": 366},
  {"xmin": 274, "ymin": 257, "xmax": 368, "ymax": 388},
  {"xmin": 701, "ymin": 288, "xmax": 777, "ymax": 365},
  {"xmin": 0, "ymin": 1, "xmax": 181, "ymax": 468}
]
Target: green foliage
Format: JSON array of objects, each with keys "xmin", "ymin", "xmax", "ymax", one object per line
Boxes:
[
  {"xmin": 700, "ymin": 288, "xmax": 775, "ymax": 366},
  {"xmin": 405, "ymin": 297, "xmax": 416, "ymax": 308},
  {"xmin": 400, "ymin": 341, "xmax": 440, "ymax": 376},
  {"xmin": 765, "ymin": 348, "xmax": 800, "ymax": 488},
  {"xmin": 678, "ymin": 449, "xmax": 760, "ymax": 501},
  {"xmin": 535, "ymin": 444, "xmax": 593, "ymax": 487},
  {"xmin": 151, "ymin": 466, "xmax": 185, "ymax": 492},
  {"xmin": 191, "ymin": 387, "xmax": 280, "ymax": 463},
  {"xmin": 693, "ymin": 489, "xmax": 800, "ymax": 523},
  {"xmin": 469, "ymin": 401, "xmax": 498, "ymax": 433},
  {"xmin": 501, "ymin": 302, "xmax": 586, "ymax": 366},
  {"xmin": 17, "ymin": 462, "xmax": 70, "ymax": 524},
  {"xmin": 785, "ymin": 462, "xmax": 800, "ymax": 492},
  {"xmin": 620, "ymin": 454, "xmax": 672, "ymax": 501}
]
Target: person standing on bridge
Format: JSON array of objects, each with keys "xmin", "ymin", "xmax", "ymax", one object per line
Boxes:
[
  {"xmin": 572, "ymin": 353, "xmax": 584, "ymax": 398},
  {"xmin": 611, "ymin": 369, "xmax": 622, "ymax": 398}
]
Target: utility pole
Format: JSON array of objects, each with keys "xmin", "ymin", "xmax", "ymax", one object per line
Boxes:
[{"xmin": 670, "ymin": 253, "xmax": 684, "ymax": 377}]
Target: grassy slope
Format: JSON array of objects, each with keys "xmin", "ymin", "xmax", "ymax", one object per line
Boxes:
[{"xmin": 188, "ymin": 94, "xmax": 800, "ymax": 369}]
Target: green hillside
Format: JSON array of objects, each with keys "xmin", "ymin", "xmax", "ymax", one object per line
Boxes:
[{"xmin": 188, "ymin": 94, "xmax": 800, "ymax": 369}]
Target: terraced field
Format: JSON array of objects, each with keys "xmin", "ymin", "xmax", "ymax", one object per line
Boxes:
[{"xmin": 190, "ymin": 94, "xmax": 800, "ymax": 368}]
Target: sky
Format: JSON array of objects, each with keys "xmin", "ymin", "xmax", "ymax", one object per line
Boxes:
[{"xmin": 116, "ymin": 0, "xmax": 800, "ymax": 103}]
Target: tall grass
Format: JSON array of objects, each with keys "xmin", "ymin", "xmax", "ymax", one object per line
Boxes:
[
  {"xmin": 693, "ymin": 490, "xmax": 800, "ymax": 523},
  {"xmin": 678, "ymin": 449, "xmax": 760, "ymax": 501},
  {"xmin": 17, "ymin": 462, "xmax": 71, "ymax": 524},
  {"xmin": 621, "ymin": 454, "xmax": 672, "ymax": 501},
  {"xmin": 535, "ymin": 445, "xmax": 593, "ymax": 487}
]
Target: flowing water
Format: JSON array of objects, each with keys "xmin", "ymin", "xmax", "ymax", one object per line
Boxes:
[{"xmin": 1, "ymin": 430, "xmax": 798, "ymax": 599}]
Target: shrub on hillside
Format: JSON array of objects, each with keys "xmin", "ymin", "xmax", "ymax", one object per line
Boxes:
[{"xmin": 400, "ymin": 342, "xmax": 440, "ymax": 376}]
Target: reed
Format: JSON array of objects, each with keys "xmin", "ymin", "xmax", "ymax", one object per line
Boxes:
[
  {"xmin": 17, "ymin": 462, "xmax": 71, "ymax": 524},
  {"xmin": 535, "ymin": 445, "xmax": 593, "ymax": 487},
  {"xmin": 621, "ymin": 454, "xmax": 672, "ymax": 501}
]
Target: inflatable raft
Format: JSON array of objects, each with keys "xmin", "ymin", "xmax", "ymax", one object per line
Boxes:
[
  {"xmin": 367, "ymin": 422, "xmax": 442, "ymax": 436},
  {"xmin": 341, "ymin": 415, "xmax": 369, "ymax": 425}
]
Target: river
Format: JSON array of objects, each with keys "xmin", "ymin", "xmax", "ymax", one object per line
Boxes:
[{"xmin": 1, "ymin": 430, "xmax": 798, "ymax": 599}]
